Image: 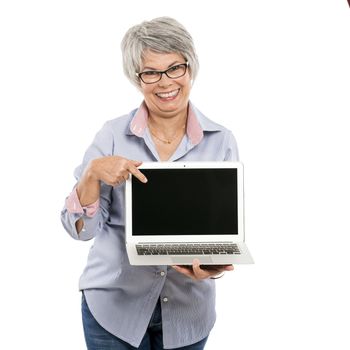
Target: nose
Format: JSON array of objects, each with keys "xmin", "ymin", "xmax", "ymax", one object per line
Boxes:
[{"xmin": 158, "ymin": 72, "xmax": 173, "ymax": 87}]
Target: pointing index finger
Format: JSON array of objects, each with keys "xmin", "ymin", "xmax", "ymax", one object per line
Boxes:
[{"xmin": 128, "ymin": 162, "xmax": 148, "ymax": 183}]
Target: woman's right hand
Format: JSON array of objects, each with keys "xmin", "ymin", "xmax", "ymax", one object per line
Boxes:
[
  {"xmin": 75, "ymin": 156, "xmax": 146, "ymax": 234},
  {"xmin": 85, "ymin": 156, "xmax": 148, "ymax": 186}
]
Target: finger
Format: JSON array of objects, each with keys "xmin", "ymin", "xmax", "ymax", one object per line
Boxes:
[
  {"xmin": 224, "ymin": 265, "xmax": 234, "ymax": 271},
  {"xmin": 172, "ymin": 266, "xmax": 196, "ymax": 279},
  {"xmin": 112, "ymin": 174, "xmax": 126, "ymax": 187},
  {"xmin": 103, "ymin": 172, "xmax": 120, "ymax": 187},
  {"xmin": 112, "ymin": 179, "xmax": 122, "ymax": 187},
  {"xmin": 207, "ymin": 265, "xmax": 234, "ymax": 279},
  {"xmin": 205, "ymin": 265, "xmax": 233, "ymax": 273},
  {"xmin": 192, "ymin": 259, "xmax": 210, "ymax": 280},
  {"xmin": 127, "ymin": 164, "xmax": 148, "ymax": 183},
  {"xmin": 131, "ymin": 160, "xmax": 143, "ymax": 167}
]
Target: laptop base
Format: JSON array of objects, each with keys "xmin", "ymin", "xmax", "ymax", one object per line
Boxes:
[{"xmin": 126, "ymin": 242, "xmax": 254, "ymax": 265}]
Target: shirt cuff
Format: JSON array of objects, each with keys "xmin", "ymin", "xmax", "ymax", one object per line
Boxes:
[{"xmin": 65, "ymin": 187, "xmax": 99, "ymax": 218}]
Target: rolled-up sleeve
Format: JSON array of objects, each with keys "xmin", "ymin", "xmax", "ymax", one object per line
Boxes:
[{"xmin": 60, "ymin": 121, "xmax": 114, "ymax": 241}]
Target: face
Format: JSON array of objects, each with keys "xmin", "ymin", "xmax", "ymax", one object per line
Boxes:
[{"xmin": 138, "ymin": 50, "xmax": 192, "ymax": 119}]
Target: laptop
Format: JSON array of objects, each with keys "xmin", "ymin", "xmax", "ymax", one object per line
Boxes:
[{"xmin": 125, "ymin": 161, "xmax": 254, "ymax": 265}]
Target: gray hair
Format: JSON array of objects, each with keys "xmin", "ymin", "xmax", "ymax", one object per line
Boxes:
[{"xmin": 121, "ymin": 17, "xmax": 199, "ymax": 88}]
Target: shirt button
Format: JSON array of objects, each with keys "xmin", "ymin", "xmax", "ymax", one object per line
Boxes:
[
  {"xmin": 163, "ymin": 297, "xmax": 168, "ymax": 303},
  {"xmin": 160, "ymin": 271, "xmax": 166, "ymax": 277}
]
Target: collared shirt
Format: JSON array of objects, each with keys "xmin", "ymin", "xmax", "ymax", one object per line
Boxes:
[{"xmin": 61, "ymin": 101, "xmax": 239, "ymax": 349}]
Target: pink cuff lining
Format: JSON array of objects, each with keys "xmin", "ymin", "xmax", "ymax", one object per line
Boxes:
[{"xmin": 65, "ymin": 187, "xmax": 99, "ymax": 218}]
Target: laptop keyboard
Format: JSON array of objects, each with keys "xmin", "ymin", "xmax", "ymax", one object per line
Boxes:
[{"xmin": 136, "ymin": 243, "xmax": 241, "ymax": 256}]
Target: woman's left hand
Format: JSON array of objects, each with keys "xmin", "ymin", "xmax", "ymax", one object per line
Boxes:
[{"xmin": 172, "ymin": 259, "xmax": 234, "ymax": 280}]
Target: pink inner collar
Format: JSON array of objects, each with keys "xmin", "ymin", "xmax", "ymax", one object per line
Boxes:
[{"xmin": 129, "ymin": 101, "xmax": 203, "ymax": 145}]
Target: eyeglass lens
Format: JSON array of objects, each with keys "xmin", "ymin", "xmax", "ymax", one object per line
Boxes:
[{"xmin": 140, "ymin": 64, "xmax": 187, "ymax": 84}]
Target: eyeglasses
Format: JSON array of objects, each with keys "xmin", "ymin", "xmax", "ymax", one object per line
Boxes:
[{"xmin": 136, "ymin": 62, "xmax": 189, "ymax": 84}]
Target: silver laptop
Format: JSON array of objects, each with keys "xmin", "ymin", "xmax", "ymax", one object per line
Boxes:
[{"xmin": 125, "ymin": 161, "xmax": 254, "ymax": 265}]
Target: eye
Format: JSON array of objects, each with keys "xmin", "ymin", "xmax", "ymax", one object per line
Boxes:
[
  {"xmin": 168, "ymin": 65, "xmax": 181, "ymax": 73},
  {"xmin": 143, "ymin": 70, "xmax": 159, "ymax": 76}
]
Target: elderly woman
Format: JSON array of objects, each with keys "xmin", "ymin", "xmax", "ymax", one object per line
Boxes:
[{"xmin": 61, "ymin": 17, "xmax": 238, "ymax": 350}]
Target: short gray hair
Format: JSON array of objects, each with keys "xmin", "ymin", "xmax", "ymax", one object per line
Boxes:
[{"xmin": 121, "ymin": 17, "xmax": 199, "ymax": 88}]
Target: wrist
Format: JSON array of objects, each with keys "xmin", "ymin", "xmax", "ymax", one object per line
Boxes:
[
  {"xmin": 84, "ymin": 160, "xmax": 100, "ymax": 183},
  {"xmin": 76, "ymin": 165, "xmax": 101, "ymax": 207}
]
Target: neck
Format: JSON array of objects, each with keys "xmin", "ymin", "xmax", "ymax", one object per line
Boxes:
[{"xmin": 148, "ymin": 106, "xmax": 188, "ymax": 137}]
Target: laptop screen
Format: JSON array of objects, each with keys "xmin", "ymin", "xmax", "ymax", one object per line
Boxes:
[{"xmin": 131, "ymin": 168, "xmax": 238, "ymax": 235}]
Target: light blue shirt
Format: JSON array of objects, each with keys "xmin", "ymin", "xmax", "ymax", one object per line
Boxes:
[{"xmin": 61, "ymin": 101, "xmax": 239, "ymax": 349}]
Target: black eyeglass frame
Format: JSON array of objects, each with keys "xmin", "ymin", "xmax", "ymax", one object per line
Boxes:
[{"xmin": 136, "ymin": 62, "xmax": 189, "ymax": 84}]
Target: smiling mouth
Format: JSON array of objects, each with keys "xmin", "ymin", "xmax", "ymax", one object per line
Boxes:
[{"xmin": 155, "ymin": 88, "xmax": 180, "ymax": 99}]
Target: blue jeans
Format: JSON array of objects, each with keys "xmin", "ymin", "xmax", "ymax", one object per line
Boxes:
[{"xmin": 82, "ymin": 292, "xmax": 208, "ymax": 350}]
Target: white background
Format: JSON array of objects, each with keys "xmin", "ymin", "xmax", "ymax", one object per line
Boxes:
[{"xmin": 0, "ymin": 0, "xmax": 349, "ymax": 349}]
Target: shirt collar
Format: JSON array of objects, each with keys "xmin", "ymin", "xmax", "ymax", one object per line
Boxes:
[{"xmin": 127, "ymin": 101, "xmax": 221, "ymax": 146}]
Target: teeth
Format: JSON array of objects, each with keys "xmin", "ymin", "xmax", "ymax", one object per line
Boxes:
[{"xmin": 156, "ymin": 89, "xmax": 179, "ymax": 98}]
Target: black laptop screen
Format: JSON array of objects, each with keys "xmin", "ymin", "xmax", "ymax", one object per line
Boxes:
[{"xmin": 131, "ymin": 168, "xmax": 238, "ymax": 235}]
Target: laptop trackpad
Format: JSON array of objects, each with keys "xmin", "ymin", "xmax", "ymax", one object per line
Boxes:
[{"xmin": 171, "ymin": 256, "xmax": 213, "ymax": 265}]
